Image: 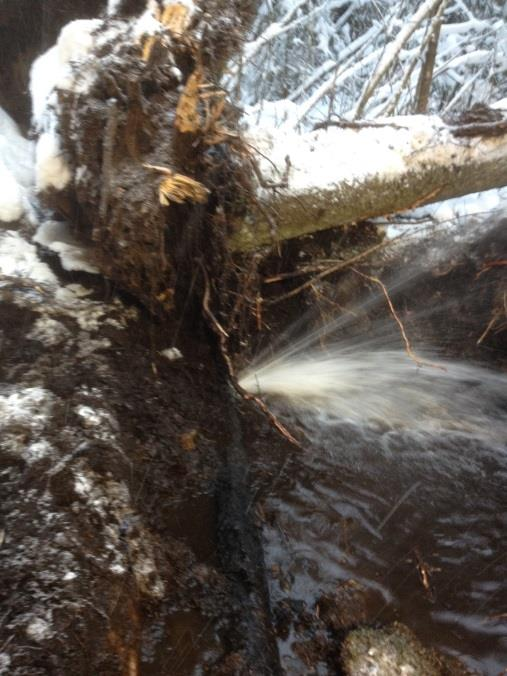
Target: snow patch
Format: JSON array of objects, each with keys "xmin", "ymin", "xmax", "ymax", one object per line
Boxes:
[
  {"xmin": 25, "ymin": 440, "xmax": 55, "ymax": 464},
  {"xmin": 107, "ymin": 0, "xmax": 123, "ymax": 14},
  {"xmin": 243, "ymin": 99, "xmax": 299, "ymax": 129},
  {"xmin": 28, "ymin": 316, "xmax": 70, "ymax": 347},
  {"xmin": 248, "ymin": 113, "xmax": 507, "ymax": 202},
  {"xmin": 35, "ymin": 132, "xmax": 72, "ymax": 192},
  {"xmin": 30, "ymin": 20, "xmax": 102, "ymax": 130},
  {"xmin": 0, "ymin": 108, "xmax": 35, "ymax": 223},
  {"xmin": 0, "ymin": 230, "xmax": 57, "ymax": 285},
  {"xmin": 73, "ymin": 467, "xmax": 166, "ymax": 598},
  {"xmin": 0, "ymin": 108, "xmax": 34, "ymax": 188},
  {"xmin": 133, "ymin": 9, "xmax": 163, "ymax": 40},
  {"xmin": 0, "ymin": 163, "xmax": 25, "ymax": 222},
  {"xmin": 77, "ymin": 337, "xmax": 112, "ymax": 359},
  {"xmin": 26, "ymin": 616, "xmax": 54, "ymax": 642},
  {"xmin": 29, "ymin": 47, "xmax": 59, "ymax": 131},
  {"xmin": 160, "ymin": 347, "xmax": 183, "ymax": 361},
  {"xmin": 0, "ymin": 387, "xmax": 55, "ymax": 433},
  {"xmin": 34, "ymin": 220, "xmax": 99, "ymax": 274},
  {"xmin": 75, "ymin": 405, "xmax": 117, "ymax": 431},
  {"xmin": 54, "ymin": 285, "xmax": 114, "ymax": 331}
]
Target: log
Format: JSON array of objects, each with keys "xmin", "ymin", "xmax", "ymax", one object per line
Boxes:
[{"xmin": 229, "ymin": 111, "xmax": 507, "ymax": 251}]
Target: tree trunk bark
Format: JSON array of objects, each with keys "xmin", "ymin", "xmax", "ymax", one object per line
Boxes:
[{"xmin": 229, "ymin": 112, "xmax": 507, "ymax": 251}]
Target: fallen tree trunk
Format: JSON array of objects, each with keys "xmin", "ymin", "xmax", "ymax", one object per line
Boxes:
[{"xmin": 230, "ymin": 111, "xmax": 507, "ymax": 250}]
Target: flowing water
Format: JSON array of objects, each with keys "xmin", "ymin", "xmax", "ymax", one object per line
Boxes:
[{"xmin": 239, "ymin": 257, "xmax": 507, "ymax": 674}]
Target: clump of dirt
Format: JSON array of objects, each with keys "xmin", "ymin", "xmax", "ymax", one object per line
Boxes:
[
  {"xmin": 341, "ymin": 623, "xmax": 475, "ymax": 676},
  {"xmin": 55, "ymin": 21, "xmax": 183, "ymax": 311}
]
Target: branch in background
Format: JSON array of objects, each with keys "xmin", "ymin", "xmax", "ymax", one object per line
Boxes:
[
  {"xmin": 290, "ymin": 23, "xmax": 381, "ymax": 105},
  {"xmin": 353, "ymin": 0, "xmax": 444, "ymax": 119},
  {"xmin": 414, "ymin": 0, "xmax": 447, "ymax": 113}
]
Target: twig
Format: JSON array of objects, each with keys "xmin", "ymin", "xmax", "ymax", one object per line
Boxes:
[
  {"xmin": 352, "ymin": 268, "xmax": 446, "ymax": 371},
  {"xmin": 313, "ymin": 118, "xmax": 410, "ymax": 132},
  {"xmin": 449, "ymin": 119, "xmax": 507, "ymax": 138},
  {"xmin": 414, "ymin": 546, "xmax": 437, "ymax": 601},
  {"xmin": 414, "ymin": 1, "xmax": 447, "ymax": 114},
  {"xmin": 377, "ymin": 482, "xmax": 420, "ymax": 532},
  {"xmin": 354, "ymin": 0, "xmax": 444, "ymax": 119},
  {"xmin": 477, "ymin": 307, "xmax": 504, "ymax": 345},
  {"xmin": 264, "ymin": 240, "xmax": 388, "ymax": 305},
  {"xmin": 475, "ymin": 259, "xmax": 507, "ymax": 278}
]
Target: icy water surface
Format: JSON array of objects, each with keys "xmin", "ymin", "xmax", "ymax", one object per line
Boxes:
[{"xmin": 243, "ymin": 350, "xmax": 507, "ymax": 674}]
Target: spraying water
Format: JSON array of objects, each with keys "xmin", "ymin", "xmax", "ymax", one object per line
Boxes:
[
  {"xmin": 238, "ymin": 260, "xmax": 507, "ymax": 444},
  {"xmin": 239, "ymin": 343, "xmax": 507, "ymax": 443},
  {"xmin": 238, "ymin": 226, "xmax": 507, "ymax": 673}
]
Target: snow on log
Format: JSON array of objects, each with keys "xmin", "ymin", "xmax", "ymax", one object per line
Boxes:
[{"xmin": 230, "ymin": 111, "xmax": 507, "ymax": 251}]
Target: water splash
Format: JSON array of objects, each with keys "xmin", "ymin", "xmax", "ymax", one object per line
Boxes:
[{"xmin": 239, "ymin": 344, "xmax": 506, "ymax": 442}]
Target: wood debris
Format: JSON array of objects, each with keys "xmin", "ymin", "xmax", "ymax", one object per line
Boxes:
[
  {"xmin": 161, "ymin": 2, "xmax": 193, "ymax": 36},
  {"xmin": 143, "ymin": 164, "xmax": 209, "ymax": 205},
  {"xmin": 175, "ymin": 68, "xmax": 203, "ymax": 133}
]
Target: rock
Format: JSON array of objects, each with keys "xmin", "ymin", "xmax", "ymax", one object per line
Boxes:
[{"xmin": 341, "ymin": 622, "xmax": 442, "ymax": 676}]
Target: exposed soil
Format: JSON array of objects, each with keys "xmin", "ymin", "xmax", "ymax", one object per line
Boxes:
[{"xmin": 0, "ymin": 261, "xmax": 285, "ymax": 675}]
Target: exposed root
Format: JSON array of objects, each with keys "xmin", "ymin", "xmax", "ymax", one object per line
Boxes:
[
  {"xmin": 477, "ymin": 294, "xmax": 507, "ymax": 345},
  {"xmin": 352, "ymin": 268, "xmax": 446, "ymax": 371},
  {"xmin": 199, "ymin": 260, "xmax": 301, "ymax": 450},
  {"xmin": 263, "ymin": 239, "xmax": 390, "ymax": 305}
]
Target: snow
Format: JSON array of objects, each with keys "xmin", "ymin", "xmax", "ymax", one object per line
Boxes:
[
  {"xmin": 75, "ymin": 405, "xmax": 116, "ymax": 429},
  {"xmin": 107, "ymin": 0, "xmax": 123, "ymax": 14},
  {"xmin": 34, "ymin": 220, "xmax": 99, "ymax": 274},
  {"xmin": 239, "ymin": 1, "xmax": 506, "ymax": 129},
  {"xmin": 0, "ymin": 164, "xmax": 25, "ymax": 222},
  {"xmin": 0, "ymin": 230, "xmax": 57, "ymax": 285},
  {"xmin": 28, "ymin": 316, "xmax": 71, "ymax": 347},
  {"xmin": 0, "ymin": 108, "xmax": 35, "ymax": 187},
  {"xmin": 30, "ymin": 47, "xmax": 59, "ymax": 130},
  {"xmin": 26, "ymin": 616, "xmax": 54, "ymax": 642},
  {"xmin": 0, "ymin": 108, "xmax": 35, "ymax": 222},
  {"xmin": 30, "ymin": 19, "xmax": 102, "ymax": 131},
  {"xmin": 72, "ymin": 467, "xmax": 166, "ymax": 598},
  {"xmin": 0, "ymin": 387, "xmax": 55, "ymax": 434},
  {"xmin": 35, "ymin": 132, "xmax": 72, "ymax": 192},
  {"xmin": 421, "ymin": 188, "xmax": 507, "ymax": 224},
  {"xmin": 382, "ymin": 186, "xmax": 507, "ymax": 239},
  {"xmin": 249, "ymin": 111, "xmax": 507, "ymax": 201},
  {"xmin": 24, "ymin": 440, "xmax": 55, "ymax": 464},
  {"xmin": 247, "ymin": 120, "xmax": 410, "ymax": 194},
  {"xmin": 133, "ymin": 9, "xmax": 164, "ymax": 40},
  {"xmin": 160, "ymin": 347, "xmax": 183, "ymax": 361}
]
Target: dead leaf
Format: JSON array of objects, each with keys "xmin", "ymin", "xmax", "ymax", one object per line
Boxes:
[{"xmin": 180, "ymin": 430, "xmax": 198, "ymax": 451}]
